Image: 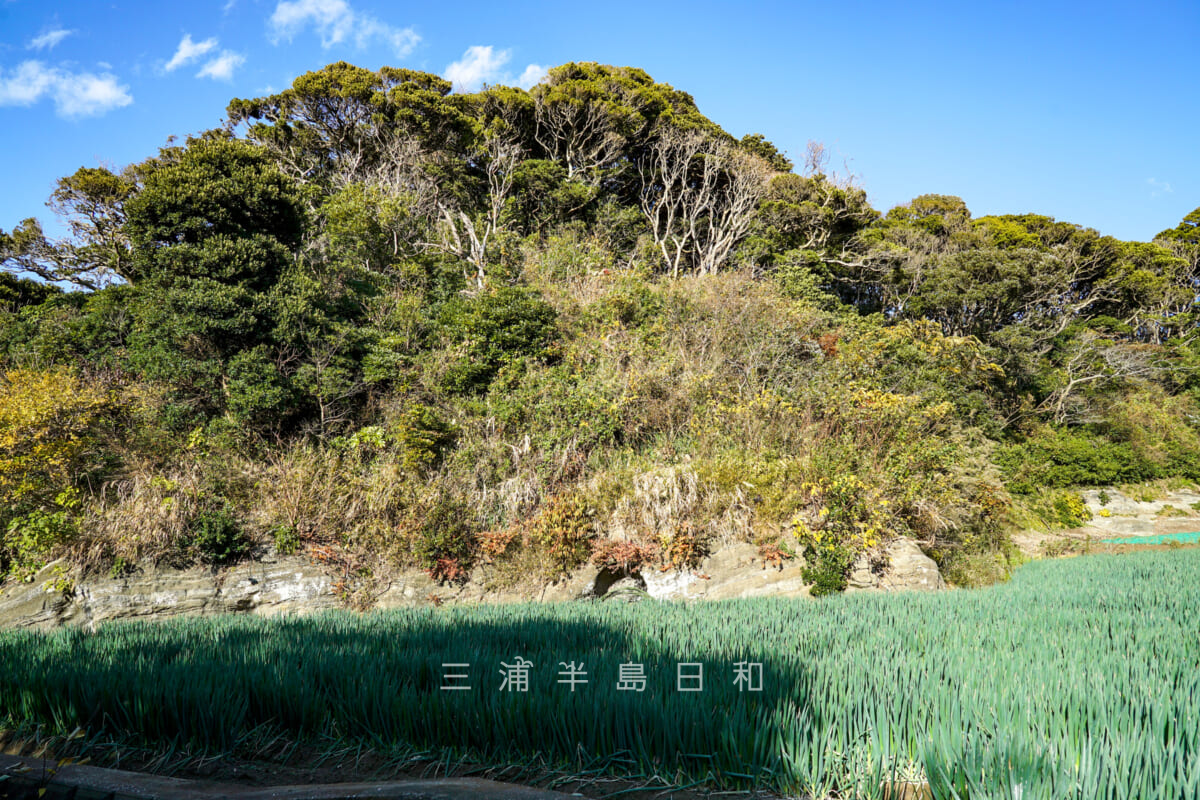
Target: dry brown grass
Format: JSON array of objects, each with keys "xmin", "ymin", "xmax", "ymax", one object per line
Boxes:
[{"xmin": 71, "ymin": 454, "xmax": 265, "ymax": 573}]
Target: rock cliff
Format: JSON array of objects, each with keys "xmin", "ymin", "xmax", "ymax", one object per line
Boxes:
[{"xmin": 1, "ymin": 538, "xmax": 946, "ymax": 630}]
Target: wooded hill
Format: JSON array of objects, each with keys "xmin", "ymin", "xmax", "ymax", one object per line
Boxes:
[{"xmin": 1, "ymin": 62, "xmax": 1197, "ymax": 594}]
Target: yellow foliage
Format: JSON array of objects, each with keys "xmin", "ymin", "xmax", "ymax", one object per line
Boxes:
[
  {"xmin": 851, "ymin": 388, "xmax": 919, "ymax": 412},
  {"xmin": 843, "ymin": 318, "xmax": 1005, "ymax": 378},
  {"xmin": 0, "ymin": 368, "xmax": 109, "ymax": 506},
  {"xmin": 790, "ymin": 473, "xmax": 891, "ymax": 555}
]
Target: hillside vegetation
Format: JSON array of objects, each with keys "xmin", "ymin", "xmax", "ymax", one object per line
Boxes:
[{"xmin": 1, "ymin": 62, "xmax": 1197, "ymax": 595}]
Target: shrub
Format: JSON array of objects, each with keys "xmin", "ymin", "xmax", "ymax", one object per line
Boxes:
[
  {"xmin": 585, "ymin": 275, "xmax": 664, "ymax": 329},
  {"xmin": 410, "ymin": 495, "xmax": 476, "ymax": 583},
  {"xmin": 1012, "ymin": 489, "xmax": 1093, "ymax": 531},
  {"xmin": 190, "ymin": 507, "xmax": 248, "ymax": 565},
  {"xmin": 1103, "ymin": 389, "xmax": 1200, "ymax": 481},
  {"xmin": 771, "ymin": 249, "xmax": 842, "ymax": 307},
  {"xmin": 0, "ymin": 368, "xmax": 109, "ymax": 580},
  {"xmin": 225, "ymin": 345, "xmax": 295, "ymax": 430},
  {"xmin": 0, "ymin": 368, "xmax": 109, "ymax": 511},
  {"xmin": 437, "ymin": 285, "xmax": 558, "ymax": 394},
  {"xmin": 389, "ymin": 402, "xmax": 456, "ymax": 472},
  {"xmin": 659, "ymin": 521, "xmax": 708, "ymax": 571},
  {"xmin": 996, "ymin": 427, "xmax": 1152, "ymax": 492},
  {"xmin": 527, "ymin": 491, "xmax": 596, "ymax": 575},
  {"xmin": 524, "ymin": 227, "xmax": 614, "ymax": 283},
  {"xmin": 1049, "ymin": 491, "xmax": 1092, "ymax": 528},
  {"xmin": 271, "ymin": 523, "xmax": 300, "ymax": 555},
  {"xmin": 490, "ymin": 362, "xmax": 623, "ymax": 455},
  {"xmin": 591, "ymin": 539, "xmax": 660, "ymax": 573},
  {"xmin": 2, "ymin": 503, "xmax": 78, "ymax": 582},
  {"xmin": 790, "ymin": 474, "xmax": 890, "ymax": 596},
  {"xmin": 801, "ymin": 541, "xmax": 857, "ymax": 597}
]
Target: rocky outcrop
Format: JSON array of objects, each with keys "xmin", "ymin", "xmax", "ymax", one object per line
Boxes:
[
  {"xmin": 375, "ymin": 566, "xmax": 533, "ymax": 608},
  {"xmin": 1079, "ymin": 487, "xmax": 1200, "ymax": 537},
  {"xmin": 1080, "ymin": 487, "xmax": 1200, "ymax": 520},
  {"xmin": 1, "ymin": 537, "xmax": 947, "ymax": 630},
  {"xmin": 1012, "ymin": 486, "xmax": 1200, "ymax": 556},
  {"xmin": 0, "ymin": 555, "xmax": 338, "ymax": 631},
  {"xmin": 643, "ymin": 542, "xmax": 811, "ymax": 600},
  {"xmin": 542, "ymin": 542, "xmax": 811, "ymax": 602},
  {"xmin": 544, "ymin": 538, "xmax": 945, "ymax": 602},
  {"xmin": 847, "ymin": 537, "xmax": 945, "ymax": 592},
  {"xmin": 540, "ymin": 565, "xmax": 605, "ymax": 602}
]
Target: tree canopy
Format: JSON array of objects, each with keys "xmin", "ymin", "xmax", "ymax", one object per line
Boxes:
[{"xmin": 0, "ymin": 60, "xmax": 1197, "ymax": 593}]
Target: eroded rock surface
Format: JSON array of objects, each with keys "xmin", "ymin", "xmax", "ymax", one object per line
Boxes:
[
  {"xmin": 0, "ymin": 555, "xmax": 337, "ymax": 631},
  {"xmin": 847, "ymin": 537, "xmax": 945, "ymax": 592},
  {"xmin": 646, "ymin": 542, "xmax": 811, "ymax": 600},
  {"xmin": 1080, "ymin": 487, "xmax": 1200, "ymax": 524},
  {"xmin": 542, "ymin": 543, "xmax": 812, "ymax": 602},
  {"xmin": 1, "ymin": 537, "xmax": 948, "ymax": 630}
]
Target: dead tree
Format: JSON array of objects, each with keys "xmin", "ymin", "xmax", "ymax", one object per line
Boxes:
[
  {"xmin": 638, "ymin": 126, "xmax": 771, "ymax": 278},
  {"xmin": 694, "ymin": 146, "xmax": 772, "ymax": 275},
  {"xmin": 431, "ymin": 128, "xmax": 522, "ymax": 291},
  {"xmin": 533, "ymin": 96, "xmax": 624, "ymax": 183},
  {"xmin": 1039, "ymin": 331, "xmax": 1164, "ymax": 424}
]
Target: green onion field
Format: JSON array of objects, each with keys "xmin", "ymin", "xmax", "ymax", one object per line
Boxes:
[{"xmin": 3, "ymin": 550, "xmax": 1199, "ymax": 798}]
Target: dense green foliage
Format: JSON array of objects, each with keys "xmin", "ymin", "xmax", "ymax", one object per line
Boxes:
[
  {"xmin": 3, "ymin": 551, "xmax": 1200, "ymax": 797},
  {"xmin": 0, "ymin": 59, "xmax": 1197, "ymax": 589}
]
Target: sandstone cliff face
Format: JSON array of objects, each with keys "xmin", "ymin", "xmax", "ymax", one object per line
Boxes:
[
  {"xmin": 543, "ymin": 537, "xmax": 945, "ymax": 602},
  {"xmin": 846, "ymin": 538, "xmax": 946, "ymax": 592},
  {"xmin": 0, "ymin": 538, "xmax": 946, "ymax": 630},
  {"xmin": 0, "ymin": 554, "xmax": 339, "ymax": 631}
]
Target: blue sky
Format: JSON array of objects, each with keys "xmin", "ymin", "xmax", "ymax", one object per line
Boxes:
[{"xmin": 1, "ymin": 0, "xmax": 1197, "ymax": 243}]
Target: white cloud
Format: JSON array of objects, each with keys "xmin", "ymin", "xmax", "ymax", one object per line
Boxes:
[
  {"xmin": 271, "ymin": 0, "xmax": 352, "ymax": 45},
  {"xmin": 445, "ymin": 45, "xmax": 510, "ymax": 92},
  {"xmin": 53, "ymin": 71, "xmax": 133, "ymax": 117},
  {"xmin": 269, "ymin": 0, "xmax": 419, "ymax": 57},
  {"xmin": 197, "ymin": 50, "xmax": 246, "ymax": 81},
  {"xmin": 0, "ymin": 61, "xmax": 56, "ymax": 104},
  {"xmin": 1147, "ymin": 178, "xmax": 1173, "ymax": 197},
  {"xmin": 353, "ymin": 16, "xmax": 419, "ymax": 55},
  {"xmin": 28, "ymin": 29, "xmax": 74, "ymax": 51},
  {"xmin": 517, "ymin": 63, "xmax": 548, "ymax": 90},
  {"xmin": 0, "ymin": 60, "xmax": 132, "ymax": 118},
  {"xmin": 165, "ymin": 34, "xmax": 219, "ymax": 72},
  {"xmin": 443, "ymin": 48, "xmax": 548, "ymax": 93}
]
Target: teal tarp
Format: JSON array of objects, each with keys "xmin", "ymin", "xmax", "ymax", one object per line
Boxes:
[{"xmin": 1101, "ymin": 531, "xmax": 1200, "ymax": 545}]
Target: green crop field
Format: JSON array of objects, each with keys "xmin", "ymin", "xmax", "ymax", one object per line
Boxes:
[{"xmin": 3, "ymin": 550, "xmax": 1199, "ymax": 798}]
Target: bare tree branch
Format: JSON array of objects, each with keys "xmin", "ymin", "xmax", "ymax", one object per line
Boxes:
[
  {"xmin": 533, "ymin": 96, "xmax": 624, "ymax": 183},
  {"xmin": 639, "ymin": 126, "xmax": 772, "ymax": 278}
]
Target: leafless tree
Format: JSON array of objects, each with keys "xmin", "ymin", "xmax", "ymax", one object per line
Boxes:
[
  {"xmin": 533, "ymin": 97, "xmax": 624, "ymax": 183},
  {"xmin": 431, "ymin": 127, "xmax": 523, "ymax": 290},
  {"xmin": 695, "ymin": 146, "xmax": 772, "ymax": 274},
  {"xmin": 1038, "ymin": 330, "xmax": 1165, "ymax": 424},
  {"xmin": 638, "ymin": 126, "xmax": 772, "ymax": 278},
  {"xmin": 334, "ymin": 135, "xmax": 427, "ymax": 196}
]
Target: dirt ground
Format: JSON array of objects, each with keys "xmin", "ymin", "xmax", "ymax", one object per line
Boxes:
[
  {"xmin": 0, "ymin": 733, "xmax": 792, "ymax": 800},
  {"xmin": 1010, "ymin": 518, "xmax": 1200, "ymax": 559}
]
